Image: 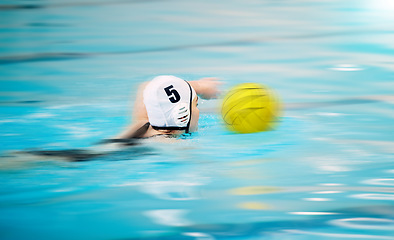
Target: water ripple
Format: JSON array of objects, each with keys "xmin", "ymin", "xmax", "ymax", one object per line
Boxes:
[
  {"xmin": 0, "ymin": 0, "xmax": 164, "ymax": 10},
  {"xmin": 284, "ymin": 229, "xmax": 393, "ymax": 239},
  {"xmin": 363, "ymin": 178, "xmax": 394, "ymax": 186},
  {"xmin": 330, "ymin": 217, "xmax": 394, "ymax": 231},
  {"xmin": 351, "ymin": 193, "xmax": 394, "ymax": 201}
]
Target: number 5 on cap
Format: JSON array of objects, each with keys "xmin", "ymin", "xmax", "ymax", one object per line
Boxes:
[{"xmin": 164, "ymin": 85, "xmax": 181, "ymax": 103}]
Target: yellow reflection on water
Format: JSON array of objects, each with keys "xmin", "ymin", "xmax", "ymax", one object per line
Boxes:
[
  {"xmin": 238, "ymin": 201, "xmax": 271, "ymax": 210},
  {"xmin": 229, "ymin": 186, "xmax": 281, "ymax": 195}
]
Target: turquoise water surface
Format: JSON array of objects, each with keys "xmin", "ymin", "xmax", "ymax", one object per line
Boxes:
[{"xmin": 1, "ymin": 0, "xmax": 394, "ymax": 239}]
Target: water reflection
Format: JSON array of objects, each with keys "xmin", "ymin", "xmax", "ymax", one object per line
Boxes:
[
  {"xmin": 351, "ymin": 193, "xmax": 394, "ymax": 201},
  {"xmin": 139, "ymin": 180, "xmax": 204, "ymax": 201},
  {"xmin": 289, "ymin": 212, "xmax": 340, "ymax": 216},
  {"xmin": 363, "ymin": 178, "xmax": 394, "ymax": 186},
  {"xmin": 312, "ymin": 190, "xmax": 344, "ymax": 194},
  {"xmin": 330, "ymin": 217, "xmax": 394, "ymax": 230},
  {"xmin": 183, "ymin": 232, "xmax": 215, "ymax": 240},
  {"xmin": 303, "ymin": 198, "xmax": 333, "ymax": 202},
  {"xmin": 229, "ymin": 186, "xmax": 281, "ymax": 195},
  {"xmin": 237, "ymin": 201, "xmax": 271, "ymax": 210},
  {"xmin": 284, "ymin": 229, "xmax": 393, "ymax": 239}
]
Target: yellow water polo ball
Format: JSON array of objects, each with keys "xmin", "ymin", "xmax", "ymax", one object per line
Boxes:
[{"xmin": 221, "ymin": 83, "xmax": 281, "ymax": 134}]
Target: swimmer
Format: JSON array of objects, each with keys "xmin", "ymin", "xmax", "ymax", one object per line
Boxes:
[
  {"xmin": 111, "ymin": 75, "xmax": 221, "ymax": 141},
  {"xmin": 8, "ymin": 75, "xmax": 220, "ymax": 162}
]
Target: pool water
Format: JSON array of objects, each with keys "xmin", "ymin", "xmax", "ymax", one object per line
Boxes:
[{"xmin": 1, "ymin": 0, "xmax": 394, "ymax": 239}]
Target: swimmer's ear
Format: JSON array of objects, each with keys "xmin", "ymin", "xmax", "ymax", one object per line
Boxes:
[{"xmin": 172, "ymin": 102, "xmax": 190, "ymax": 128}]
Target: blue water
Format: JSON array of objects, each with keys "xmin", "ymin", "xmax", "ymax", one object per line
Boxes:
[{"xmin": 1, "ymin": 0, "xmax": 394, "ymax": 239}]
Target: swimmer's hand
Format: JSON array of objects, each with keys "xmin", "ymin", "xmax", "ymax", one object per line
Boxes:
[{"xmin": 190, "ymin": 77, "xmax": 222, "ymax": 100}]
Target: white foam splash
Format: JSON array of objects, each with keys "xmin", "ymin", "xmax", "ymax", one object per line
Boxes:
[
  {"xmin": 319, "ymin": 165, "xmax": 351, "ymax": 172},
  {"xmin": 55, "ymin": 124, "xmax": 97, "ymax": 139},
  {"xmin": 313, "ymin": 191, "xmax": 343, "ymax": 194},
  {"xmin": 303, "ymin": 198, "xmax": 333, "ymax": 202},
  {"xmin": 144, "ymin": 209, "xmax": 191, "ymax": 227},
  {"xmin": 183, "ymin": 232, "xmax": 215, "ymax": 240},
  {"xmin": 25, "ymin": 112, "xmax": 56, "ymax": 119},
  {"xmin": 289, "ymin": 212, "xmax": 340, "ymax": 215},
  {"xmin": 330, "ymin": 64, "xmax": 364, "ymax": 71},
  {"xmin": 313, "ymin": 112, "xmax": 347, "ymax": 117}
]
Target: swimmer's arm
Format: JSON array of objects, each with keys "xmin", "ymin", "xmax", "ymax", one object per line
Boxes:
[
  {"xmin": 114, "ymin": 120, "xmax": 149, "ymax": 139},
  {"xmin": 188, "ymin": 77, "xmax": 222, "ymax": 100},
  {"xmin": 131, "ymin": 82, "xmax": 149, "ymax": 123},
  {"xmin": 113, "ymin": 82, "xmax": 149, "ymax": 139}
]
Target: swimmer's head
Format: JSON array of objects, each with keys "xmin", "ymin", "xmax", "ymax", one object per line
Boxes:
[{"xmin": 143, "ymin": 75, "xmax": 198, "ymax": 133}]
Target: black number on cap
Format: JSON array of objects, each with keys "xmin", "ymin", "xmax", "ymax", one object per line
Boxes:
[{"xmin": 164, "ymin": 85, "xmax": 181, "ymax": 103}]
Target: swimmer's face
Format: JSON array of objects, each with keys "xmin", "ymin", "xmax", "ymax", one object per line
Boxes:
[{"xmin": 189, "ymin": 96, "xmax": 199, "ymax": 132}]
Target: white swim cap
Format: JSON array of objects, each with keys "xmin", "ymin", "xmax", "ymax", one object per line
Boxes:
[{"xmin": 143, "ymin": 75, "xmax": 197, "ymax": 132}]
